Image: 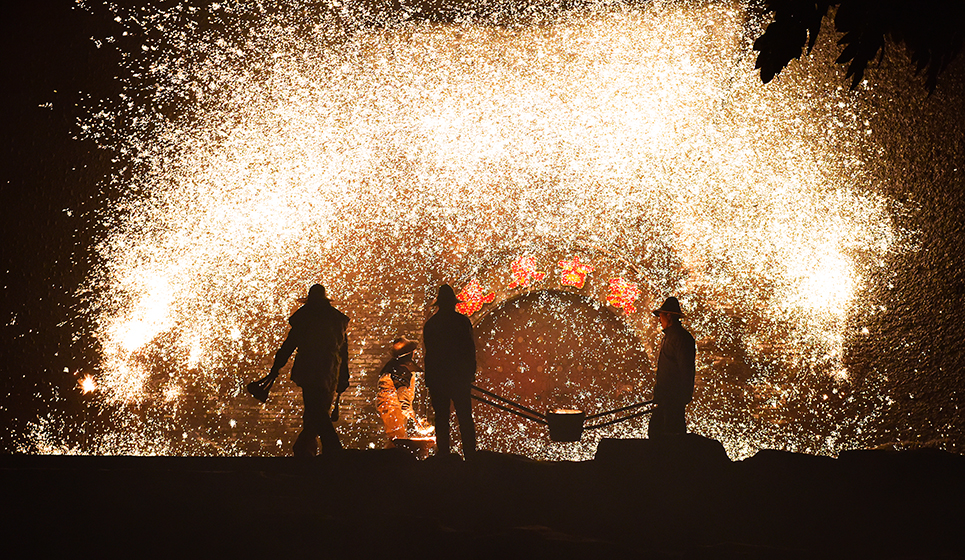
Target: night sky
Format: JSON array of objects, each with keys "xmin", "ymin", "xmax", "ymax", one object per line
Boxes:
[
  {"xmin": 2, "ymin": 2, "xmax": 126, "ymax": 450},
  {"xmin": 2, "ymin": 1, "xmax": 964, "ymax": 455}
]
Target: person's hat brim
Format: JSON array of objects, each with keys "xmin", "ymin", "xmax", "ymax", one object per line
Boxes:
[
  {"xmin": 392, "ymin": 338, "xmax": 418, "ymax": 357},
  {"xmin": 652, "ymin": 297, "xmax": 685, "ymax": 317},
  {"xmin": 652, "ymin": 309, "xmax": 685, "ymax": 317}
]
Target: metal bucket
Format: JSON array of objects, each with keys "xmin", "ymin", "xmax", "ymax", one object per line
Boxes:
[{"xmin": 547, "ymin": 408, "xmax": 586, "ymax": 442}]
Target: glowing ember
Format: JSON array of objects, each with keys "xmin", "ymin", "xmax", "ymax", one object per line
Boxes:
[
  {"xmin": 26, "ymin": 0, "xmax": 899, "ymax": 459},
  {"xmin": 78, "ymin": 375, "xmax": 97, "ymax": 394},
  {"xmin": 414, "ymin": 425, "xmax": 435, "ymax": 437}
]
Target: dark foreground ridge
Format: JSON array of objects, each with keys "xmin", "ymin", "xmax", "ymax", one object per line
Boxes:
[{"xmin": 3, "ymin": 435, "xmax": 963, "ymax": 559}]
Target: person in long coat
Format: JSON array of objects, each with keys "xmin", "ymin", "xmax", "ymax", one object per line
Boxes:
[
  {"xmin": 422, "ymin": 284, "xmax": 477, "ymax": 458},
  {"xmin": 648, "ymin": 296, "xmax": 696, "ymax": 438},
  {"xmin": 268, "ymin": 284, "xmax": 350, "ymax": 457}
]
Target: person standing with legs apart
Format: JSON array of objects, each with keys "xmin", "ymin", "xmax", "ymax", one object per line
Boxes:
[
  {"xmin": 648, "ymin": 297, "xmax": 696, "ymax": 438},
  {"xmin": 423, "ymin": 284, "xmax": 477, "ymax": 459},
  {"xmin": 267, "ymin": 284, "xmax": 350, "ymax": 457}
]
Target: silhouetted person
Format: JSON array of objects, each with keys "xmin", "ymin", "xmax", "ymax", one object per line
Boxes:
[
  {"xmin": 423, "ymin": 284, "xmax": 477, "ymax": 459},
  {"xmin": 648, "ymin": 297, "xmax": 696, "ymax": 438},
  {"xmin": 377, "ymin": 337, "xmax": 421, "ymax": 447},
  {"xmin": 267, "ymin": 284, "xmax": 350, "ymax": 457}
]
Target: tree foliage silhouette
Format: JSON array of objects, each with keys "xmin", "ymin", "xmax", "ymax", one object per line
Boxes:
[{"xmin": 754, "ymin": 0, "xmax": 965, "ymax": 91}]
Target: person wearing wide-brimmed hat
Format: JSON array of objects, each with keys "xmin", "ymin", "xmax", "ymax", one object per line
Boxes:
[
  {"xmin": 376, "ymin": 336, "xmax": 422, "ymax": 446},
  {"xmin": 649, "ymin": 296, "xmax": 696, "ymax": 438},
  {"xmin": 422, "ymin": 284, "xmax": 477, "ymax": 459},
  {"xmin": 265, "ymin": 284, "xmax": 350, "ymax": 457}
]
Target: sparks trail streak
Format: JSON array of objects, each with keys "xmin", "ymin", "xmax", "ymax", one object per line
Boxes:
[{"xmin": 32, "ymin": 0, "xmax": 896, "ymax": 458}]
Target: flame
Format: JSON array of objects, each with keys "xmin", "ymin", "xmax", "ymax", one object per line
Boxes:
[{"xmin": 78, "ymin": 375, "xmax": 97, "ymax": 394}]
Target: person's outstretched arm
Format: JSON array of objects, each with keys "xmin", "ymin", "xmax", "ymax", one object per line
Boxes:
[{"xmin": 269, "ymin": 331, "xmax": 297, "ymax": 378}]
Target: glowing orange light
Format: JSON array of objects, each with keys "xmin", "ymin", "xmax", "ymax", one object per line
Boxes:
[
  {"xmin": 508, "ymin": 255, "xmax": 546, "ymax": 288},
  {"xmin": 558, "ymin": 257, "xmax": 595, "ymax": 289},
  {"xmin": 606, "ymin": 277, "xmax": 640, "ymax": 314},
  {"xmin": 414, "ymin": 424, "xmax": 436, "ymax": 437},
  {"xmin": 456, "ymin": 279, "xmax": 496, "ymax": 315},
  {"xmin": 78, "ymin": 375, "xmax": 97, "ymax": 394}
]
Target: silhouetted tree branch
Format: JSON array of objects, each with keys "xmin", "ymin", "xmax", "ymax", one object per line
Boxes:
[{"xmin": 754, "ymin": 0, "xmax": 965, "ymax": 91}]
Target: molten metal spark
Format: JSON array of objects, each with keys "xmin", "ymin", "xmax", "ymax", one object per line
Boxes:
[
  {"xmin": 28, "ymin": 1, "xmax": 898, "ymax": 458},
  {"xmin": 78, "ymin": 375, "xmax": 97, "ymax": 394}
]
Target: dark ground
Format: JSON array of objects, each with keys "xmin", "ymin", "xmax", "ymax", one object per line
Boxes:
[{"xmin": 3, "ymin": 435, "xmax": 963, "ymax": 560}]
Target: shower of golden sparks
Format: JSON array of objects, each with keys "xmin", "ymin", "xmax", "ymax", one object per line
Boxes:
[{"xmin": 37, "ymin": 0, "xmax": 897, "ymax": 458}]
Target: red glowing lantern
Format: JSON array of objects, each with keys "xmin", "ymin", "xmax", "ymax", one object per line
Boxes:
[
  {"xmin": 558, "ymin": 257, "xmax": 595, "ymax": 289},
  {"xmin": 456, "ymin": 279, "xmax": 496, "ymax": 315},
  {"xmin": 606, "ymin": 277, "xmax": 639, "ymax": 314},
  {"xmin": 508, "ymin": 255, "xmax": 546, "ymax": 289}
]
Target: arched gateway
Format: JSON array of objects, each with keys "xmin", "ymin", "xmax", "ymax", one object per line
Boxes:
[
  {"xmin": 471, "ymin": 289, "xmax": 655, "ymax": 453},
  {"xmin": 407, "ymin": 244, "xmax": 667, "ymax": 455}
]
